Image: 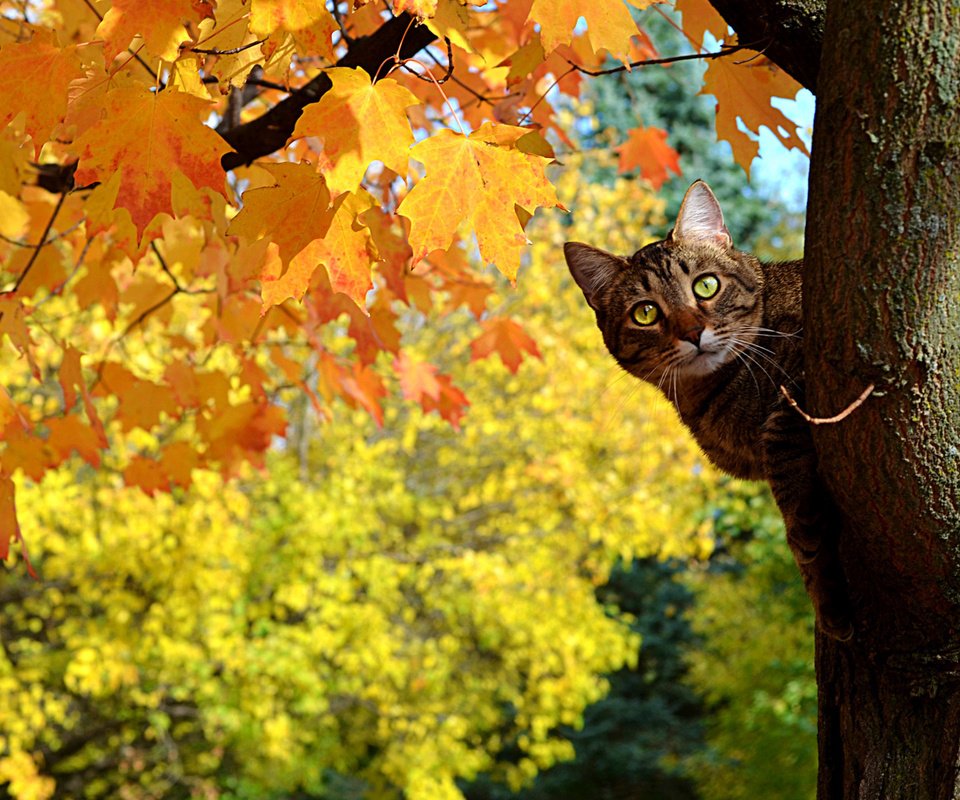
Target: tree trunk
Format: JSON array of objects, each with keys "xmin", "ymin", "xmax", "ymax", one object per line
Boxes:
[{"xmin": 804, "ymin": 1, "xmax": 960, "ymax": 798}]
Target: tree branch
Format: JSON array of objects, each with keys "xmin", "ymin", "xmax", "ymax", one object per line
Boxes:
[
  {"xmin": 707, "ymin": 0, "xmax": 825, "ymax": 93},
  {"xmin": 220, "ymin": 12, "xmax": 437, "ymax": 170}
]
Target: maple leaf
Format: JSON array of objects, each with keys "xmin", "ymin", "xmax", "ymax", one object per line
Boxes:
[
  {"xmin": 123, "ymin": 455, "xmax": 170, "ymax": 497},
  {"xmin": 421, "ymin": 373, "xmax": 469, "ymax": 430},
  {"xmin": 198, "ymin": 400, "xmax": 287, "ymax": 471},
  {"xmin": 675, "ymin": 0, "xmax": 729, "ymax": 49},
  {"xmin": 397, "ymin": 122, "xmax": 558, "ymax": 281},
  {"xmin": 0, "ymin": 474, "xmax": 35, "ymax": 577},
  {"xmin": 615, "ymin": 126, "xmax": 682, "ymax": 189},
  {"xmin": 228, "ymin": 162, "xmax": 335, "ymax": 270},
  {"xmin": 0, "ymin": 296, "xmax": 39, "ymax": 379},
  {"xmin": 395, "ymin": 352, "xmax": 442, "ymax": 402},
  {"xmin": 59, "ymin": 346, "xmax": 107, "ymax": 445},
  {"xmin": 527, "ymin": 0, "xmax": 639, "ymax": 62},
  {"xmin": 255, "ymin": 187, "xmax": 380, "ymax": 311},
  {"xmin": 47, "ymin": 415, "xmax": 104, "ymax": 467},
  {"xmin": 337, "ymin": 362, "xmax": 387, "ymax": 426},
  {"xmin": 195, "ymin": 0, "xmax": 269, "ymax": 87},
  {"xmin": 95, "ymin": 0, "xmax": 210, "ymax": 63},
  {"xmin": 96, "ymin": 363, "xmax": 179, "ymax": 432},
  {"xmin": 469, "ymin": 317, "xmax": 542, "ymax": 373},
  {"xmin": 73, "ymin": 86, "xmax": 231, "ymax": 238},
  {"xmin": 290, "ymin": 68, "xmax": 419, "ymax": 194},
  {"xmin": 0, "ymin": 28, "xmax": 83, "ymax": 155},
  {"xmin": 394, "ymin": 352, "xmax": 470, "ymax": 428},
  {"xmin": 701, "ymin": 53, "xmax": 807, "ymax": 177},
  {"xmin": 249, "ymin": 0, "xmax": 335, "ymax": 36}
]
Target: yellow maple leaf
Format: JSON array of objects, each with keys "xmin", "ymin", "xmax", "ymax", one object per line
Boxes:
[
  {"xmin": 290, "ymin": 67, "xmax": 420, "ymax": 194},
  {"xmin": 0, "ymin": 28, "xmax": 84, "ymax": 155},
  {"xmin": 95, "ymin": 0, "xmax": 211, "ymax": 63},
  {"xmin": 227, "ymin": 161, "xmax": 335, "ymax": 269},
  {"xmin": 425, "ymin": 0, "xmax": 476, "ymax": 54},
  {"xmin": 527, "ymin": 0, "xmax": 639, "ymax": 62},
  {"xmin": 73, "ymin": 86, "xmax": 231, "ymax": 238},
  {"xmin": 701, "ymin": 52, "xmax": 807, "ymax": 177},
  {"xmin": 397, "ymin": 122, "xmax": 558, "ymax": 281},
  {"xmin": 250, "ymin": 0, "xmax": 335, "ymax": 36},
  {"xmin": 196, "ymin": 0, "xmax": 267, "ymax": 87}
]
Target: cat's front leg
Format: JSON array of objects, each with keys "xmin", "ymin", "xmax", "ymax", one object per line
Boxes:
[{"xmin": 762, "ymin": 405, "xmax": 854, "ymax": 641}]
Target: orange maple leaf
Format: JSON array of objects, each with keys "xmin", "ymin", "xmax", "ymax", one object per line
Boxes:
[
  {"xmin": 701, "ymin": 53, "xmax": 807, "ymax": 177},
  {"xmin": 0, "ymin": 474, "xmax": 35, "ymax": 578},
  {"xmin": 675, "ymin": 0, "xmax": 729, "ymax": 49},
  {"xmin": 228, "ymin": 161, "xmax": 335, "ymax": 270},
  {"xmin": 73, "ymin": 86, "xmax": 231, "ymax": 238},
  {"xmin": 59, "ymin": 346, "xmax": 107, "ymax": 446},
  {"xmin": 421, "ymin": 373, "xmax": 469, "ymax": 430},
  {"xmin": 258, "ymin": 188, "xmax": 379, "ymax": 311},
  {"xmin": 95, "ymin": 0, "xmax": 211, "ymax": 63},
  {"xmin": 469, "ymin": 317, "xmax": 541, "ymax": 373},
  {"xmin": 290, "ymin": 67, "xmax": 419, "ymax": 194},
  {"xmin": 527, "ymin": 0, "xmax": 640, "ymax": 62},
  {"xmin": 397, "ymin": 122, "xmax": 558, "ymax": 281},
  {"xmin": 0, "ymin": 28, "xmax": 84, "ymax": 155},
  {"xmin": 47, "ymin": 415, "xmax": 104, "ymax": 468},
  {"xmin": 394, "ymin": 352, "xmax": 442, "ymax": 402},
  {"xmin": 615, "ymin": 126, "xmax": 682, "ymax": 189}
]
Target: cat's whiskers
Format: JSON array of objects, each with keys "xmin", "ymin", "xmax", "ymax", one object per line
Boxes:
[{"xmin": 725, "ymin": 335, "xmax": 798, "ymax": 389}]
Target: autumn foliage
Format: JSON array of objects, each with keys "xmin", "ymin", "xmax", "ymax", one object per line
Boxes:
[{"xmin": 0, "ymin": 0, "xmax": 803, "ymax": 562}]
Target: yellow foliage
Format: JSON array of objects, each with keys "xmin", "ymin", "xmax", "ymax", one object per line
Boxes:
[{"xmin": 0, "ymin": 150, "xmax": 724, "ymax": 799}]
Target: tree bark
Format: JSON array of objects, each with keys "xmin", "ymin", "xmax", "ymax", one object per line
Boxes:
[
  {"xmin": 708, "ymin": 0, "xmax": 825, "ymax": 93},
  {"xmin": 804, "ymin": 1, "xmax": 960, "ymax": 798}
]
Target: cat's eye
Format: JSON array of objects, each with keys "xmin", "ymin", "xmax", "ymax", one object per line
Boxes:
[
  {"xmin": 693, "ymin": 274, "xmax": 720, "ymax": 299},
  {"xmin": 630, "ymin": 302, "xmax": 660, "ymax": 326}
]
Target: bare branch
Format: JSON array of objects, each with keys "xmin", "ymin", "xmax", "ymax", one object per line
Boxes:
[{"xmin": 780, "ymin": 383, "xmax": 876, "ymax": 425}]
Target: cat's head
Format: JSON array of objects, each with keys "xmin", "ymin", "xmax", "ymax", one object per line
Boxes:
[{"xmin": 564, "ymin": 180, "xmax": 764, "ymax": 385}]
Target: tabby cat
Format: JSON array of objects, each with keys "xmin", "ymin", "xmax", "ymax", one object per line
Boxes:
[{"xmin": 564, "ymin": 180, "xmax": 852, "ymax": 640}]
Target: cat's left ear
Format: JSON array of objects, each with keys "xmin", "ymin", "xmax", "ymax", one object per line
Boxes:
[
  {"xmin": 564, "ymin": 242, "xmax": 628, "ymax": 311},
  {"xmin": 669, "ymin": 180, "xmax": 732, "ymax": 248}
]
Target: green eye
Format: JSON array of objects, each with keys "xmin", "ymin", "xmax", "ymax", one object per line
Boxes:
[
  {"xmin": 631, "ymin": 302, "xmax": 660, "ymax": 326},
  {"xmin": 693, "ymin": 274, "xmax": 720, "ymax": 299}
]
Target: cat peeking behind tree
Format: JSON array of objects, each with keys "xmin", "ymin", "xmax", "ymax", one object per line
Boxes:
[{"xmin": 564, "ymin": 180, "xmax": 852, "ymax": 640}]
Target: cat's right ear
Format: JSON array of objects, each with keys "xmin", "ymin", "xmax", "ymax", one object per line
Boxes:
[
  {"xmin": 669, "ymin": 180, "xmax": 732, "ymax": 248},
  {"xmin": 564, "ymin": 242, "xmax": 627, "ymax": 311}
]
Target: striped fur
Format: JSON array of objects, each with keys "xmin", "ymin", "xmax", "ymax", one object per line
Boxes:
[{"xmin": 564, "ymin": 181, "xmax": 853, "ymax": 640}]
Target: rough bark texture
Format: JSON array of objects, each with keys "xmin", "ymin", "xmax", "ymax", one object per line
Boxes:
[
  {"xmin": 708, "ymin": 0, "xmax": 824, "ymax": 92},
  {"xmin": 804, "ymin": 1, "xmax": 960, "ymax": 798}
]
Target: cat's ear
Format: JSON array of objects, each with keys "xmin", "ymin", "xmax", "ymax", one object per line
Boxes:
[
  {"xmin": 669, "ymin": 180, "xmax": 732, "ymax": 248},
  {"xmin": 564, "ymin": 242, "xmax": 627, "ymax": 311}
]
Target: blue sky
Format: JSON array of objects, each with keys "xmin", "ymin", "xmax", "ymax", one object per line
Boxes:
[{"xmin": 752, "ymin": 89, "xmax": 815, "ymax": 213}]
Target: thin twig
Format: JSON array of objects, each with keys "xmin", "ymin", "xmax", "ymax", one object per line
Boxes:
[
  {"xmin": 518, "ymin": 67, "xmax": 575, "ymax": 126},
  {"xmin": 0, "ymin": 216, "xmax": 85, "ymax": 248},
  {"xmin": 401, "ymin": 38, "xmax": 454, "ymax": 84},
  {"xmin": 568, "ymin": 42, "xmax": 756, "ymax": 77},
  {"xmin": 188, "ymin": 38, "xmax": 266, "ymax": 56},
  {"xmin": 780, "ymin": 383, "xmax": 876, "ymax": 425},
  {"xmin": 12, "ymin": 192, "xmax": 67, "ymax": 293}
]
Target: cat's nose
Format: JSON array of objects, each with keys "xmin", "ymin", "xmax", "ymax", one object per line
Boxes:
[{"xmin": 679, "ymin": 324, "xmax": 704, "ymax": 346}]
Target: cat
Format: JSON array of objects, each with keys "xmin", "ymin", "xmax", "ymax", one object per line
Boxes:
[{"xmin": 564, "ymin": 179, "xmax": 853, "ymax": 640}]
